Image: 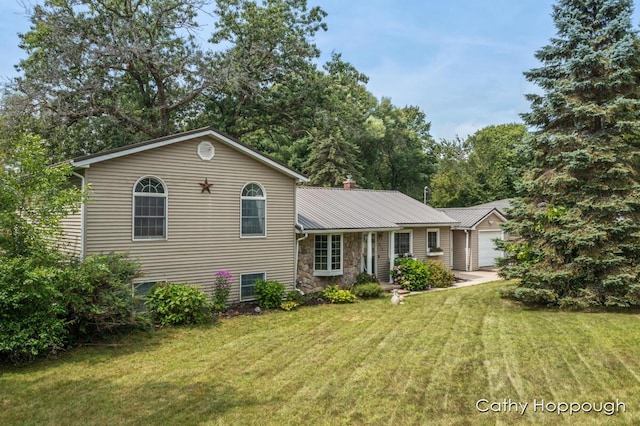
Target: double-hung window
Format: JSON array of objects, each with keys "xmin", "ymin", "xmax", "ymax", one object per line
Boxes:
[
  {"xmin": 241, "ymin": 183, "xmax": 266, "ymax": 237},
  {"xmin": 394, "ymin": 231, "xmax": 412, "ymax": 257},
  {"xmin": 314, "ymin": 234, "xmax": 343, "ymax": 276},
  {"xmin": 133, "ymin": 177, "xmax": 167, "ymax": 240},
  {"xmin": 240, "ymin": 272, "xmax": 265, "ymax": 301},
  {"xmin": 427, "ymin": 229, "xmax": 441, "ymax": 251}
]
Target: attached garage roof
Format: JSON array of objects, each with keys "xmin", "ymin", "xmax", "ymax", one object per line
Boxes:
[
  {"xmin": 297, "ymin": 187, "xmax": 459, "ymax": 232},
  {"xmin": 438, "ymin": 207, "xmax": 507, "ymax": 230}
]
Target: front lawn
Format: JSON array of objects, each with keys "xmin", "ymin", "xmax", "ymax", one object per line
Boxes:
[{"xmin": 2, "ymin": 281, "xmax": 639, "ymax": 425}]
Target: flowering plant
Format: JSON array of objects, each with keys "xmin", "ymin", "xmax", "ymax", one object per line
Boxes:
[{"xmin": 213, "ymin": 270, "xmax": 233, "ymax": 311}]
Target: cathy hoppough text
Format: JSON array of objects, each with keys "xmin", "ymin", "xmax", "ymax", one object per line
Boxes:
[{"xmin": 476, "ymin": 399, "xmax": 626, "ymax": 416}]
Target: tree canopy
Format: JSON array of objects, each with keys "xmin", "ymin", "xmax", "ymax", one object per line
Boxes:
[
  {"xmin": 430, "ymin": 123, "xmax": 527, "ymax": 207},
  {"xmin": 2, "ymin": 0, "xmax": 438, "ymax": 197},
  {"xmin": 498, "ymin": 0, "xmax": 640, "ymax": 308}
]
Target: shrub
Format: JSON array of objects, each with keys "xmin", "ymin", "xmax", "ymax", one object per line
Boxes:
[
  {"xmin": 285, "ymin": 290, "xmax": 305, "ymax": 303},
  {"xmin": 212, "ymin": 270, "xmax": 233, "ymax": 311},
  {"xmin": 390, "ymin": 258, "xmax": 430, "ymax": 291},
  {"xmin": 505, "ymin": 287, "xmax": 558, "ymax": 305},
  {"xmin": 254, "ymin": 279, "xmax": 285, "ymax": 309},
  {"xmin": 280, "ymin": 301, "xmax": 299, "ymax": 311},
  {"xmin": 424, "ymin": 260, "xmax": 455, "ymax": 288},
  {"xmin": 354, "ymin": 272, "xmax": 377, "ymax": 285},
  {"xmin": 0, "ymin": 257, "xmax": 68, "ymax": 363},
  {"xmin": 145, "ymin": 283, "xmax": 211, "ymax": 326},
  {"xmin": 63, "ymin": 252, "xmax": 142, "ymax": 341},
  {"xmin": 321, "ymin": 285, "xmax": 357, "ymax": 303},
  {"xmin": 351, "ymin": 282, "xmax": 384, "ymax": 299}
]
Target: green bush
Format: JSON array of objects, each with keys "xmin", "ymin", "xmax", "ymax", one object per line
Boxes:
[
  {"xmin": 280, "ymin": 301, "xmax": 299, "ymax": 311},
  {"xmin": 424, "ymin": 260, "xmax": 455, "ymax": 288},
  {"xmin": 321, "ymin": 285, "xmax": 357, "ymax": 303},
  {"xmin": 254, "ymin": 279, "xmax": 286, "ymax": 309},
  {"xmin": 285, "ymin": 290, "xmax": 305, "ymax": 303},
  {"xmin": 390, "ymin": 258, "xmax": 430, "ymax": 291},
  {"xmin": 354, "ymin": 272, "xmax": 377, "ymax": 285},
  {"xmin": 145, "ymin": 283, "xmax": 211, "ymax": 326},
  {"xmin": 0, "ymin": 257, "xmax": 68, "ymax": 363},
  {"xmin": 501, "ymin": 287, "xmax": 558, "ymax": 305},
  {"xmin": 351, "ymin": 282, "xmax": 384, "ymax": 299},
  {"xmin": 63, "ymin": 253, "xmax": 142, "ymax": 341}
]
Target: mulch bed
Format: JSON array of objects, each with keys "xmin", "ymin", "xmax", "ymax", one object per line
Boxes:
[{"xmin": 216, "ymin": 295, "xmax": 329, "ymax": 318}]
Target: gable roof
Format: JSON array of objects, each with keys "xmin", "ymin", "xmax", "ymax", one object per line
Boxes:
[
  {"xmin": 297, "ymin": 187, "xmax": 459, "ymax": 232},
  {"xmin": 468, "ymin": 199, "xmax": 513, "ymax": 216},
  {"xmin": 437, "ymin": 207, "xmax": 507, "ymax": 230},
  {"xmin": 68, "ymin": 127, "xmax": 309, "ymax": 182}
]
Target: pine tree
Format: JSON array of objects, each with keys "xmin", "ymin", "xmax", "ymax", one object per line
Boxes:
[{"xmin": 499, "ymin": 0, "xmax": 640, "ymax": 307}]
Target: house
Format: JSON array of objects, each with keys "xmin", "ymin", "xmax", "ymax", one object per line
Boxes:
[
  {"xmin": 438, "ymin": 201, "xmax": 510, "ymax": 271},
  {"xmin": 296, "ymin": 179, "xmax": 460, "ymax": 292},
  {"xmin": 60, "ymin": 127, "xmax": 510, "ymax": 302},
  {"xmin": 60, "ymin": 127, "xmax": 308, "ymax": 302}
]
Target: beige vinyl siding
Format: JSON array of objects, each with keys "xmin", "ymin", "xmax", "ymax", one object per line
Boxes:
[
  {"xmin": 58, "ymin": 210, "xmax": 82, "ymax": 256},
  {"xmin": 406, "ymin": 226, "xmax": 452, "ymax": 267},
  {"xmin": 83, "ymin": 136, "xmax": 297, "ymax": 302},
  {"xmin": 452, "ymin": 230, "xmax": 467, "ymax": 270}
]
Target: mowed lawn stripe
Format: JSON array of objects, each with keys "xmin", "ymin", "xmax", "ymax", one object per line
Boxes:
[{"xmin": 2, "ymin": 281, "xmax": 640, "ymax": 425}]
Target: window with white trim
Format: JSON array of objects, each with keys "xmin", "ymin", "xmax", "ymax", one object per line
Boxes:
[
  {"xmin": 314, "ymin": 234, "xmax": 343, "ymax": 275},
  {"xmin": 133, "ymin": 177, "xmax": 167, "ymax": 239},
  {"xmin": 427, "ymin": 229, "xmax": 441, "ymax": 251},
  {"xmin": 394, "ymin": 231, "xmax": 412, "ymax": 256},
  {"xmin": 241, "ymin": 183, "xmax": 266, "ymax": 237},
  {"xmin": 240, "ymin": 272, "xmax": 265, "ymax": 301}
]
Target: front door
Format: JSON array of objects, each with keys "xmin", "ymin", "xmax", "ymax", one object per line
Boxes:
[{"xmin": 361, "ymin": 233, "xmax": 377, "ymax": 275}]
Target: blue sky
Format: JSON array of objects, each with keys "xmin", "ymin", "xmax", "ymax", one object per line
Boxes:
[{"xmin": 1, "ymin": 1, "xmax": 639, "ymax": 141}]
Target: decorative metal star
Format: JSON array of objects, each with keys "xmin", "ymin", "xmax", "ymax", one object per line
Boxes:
[{"xmin": 199, "ymin": 178, "xmax": 213, "ymax": 193}]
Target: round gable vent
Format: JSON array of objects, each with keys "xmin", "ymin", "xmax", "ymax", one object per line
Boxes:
[{"xmin": 197, "ymin": 141, "xmax": 215, "ymax": 160}]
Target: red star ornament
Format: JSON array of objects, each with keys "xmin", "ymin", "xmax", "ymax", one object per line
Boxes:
[{"xmin": 199, "ymin": 178, "xmax": 213, "ymax": 193}]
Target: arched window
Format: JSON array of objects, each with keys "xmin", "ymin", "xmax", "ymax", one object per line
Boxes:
[
  {"xmin": 241, "ymin": 183, "xmax": 266, "ymax": 237},
  {"xmin": 133, "ymin": 177, "xmax": 167, "ymax": 240}
]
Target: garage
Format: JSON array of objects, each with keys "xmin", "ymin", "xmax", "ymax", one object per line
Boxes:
[{"xmin": 478, "ymin": 231, "xmax": 503, "ymax": 267}]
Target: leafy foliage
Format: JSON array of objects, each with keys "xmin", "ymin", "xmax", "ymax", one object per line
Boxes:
[
  {"xmin": 145, "ymin": 283, "xmax": 211, "ymax": 326},
  {"xmin": 212, "ymin": 270, "xmax": 233, "ymax": 312},
  {"xmin": 424, "ymin": 260, "xmax": 455, "ymax": 288},
  {"xmin": 280, "ymin": 301, "xmax": 299, "ymax": 311},
  {"xmin": 63, "ymin": 253, "xmax": 142, "ymax": 341},
  {"xmin": 0, "ymin": 133, "xmax": 84, "ymax": 257},
  {"xmin": 498, "ymin": 0, "xmax": 640, "ymax": 307},
  {"xmin": 351, "ymin": 283, "xmax": 384, "ymax": 299},
  {"xmin": 390, "ymin": 258, "xmax": 430, "ymax": 291},
  {"xmin": 254, "ymin": 279, "xmax": 286, "ymax": 309},
  {"xmin": 431, "ymin": 124, "xmax": 527, "ymax": 207},
  {"xmin": 354, "ymin": 272, "xmax": 377, "ymax": 285},
  {"xmin": 0, "ymin": 257, "xmax": 68, "ymax": 363},
  {"xmin": 320, "ymin": 285, "xmax": 356, "ymax": 304}
]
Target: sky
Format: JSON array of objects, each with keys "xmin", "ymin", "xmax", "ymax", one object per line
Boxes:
[{"xmin": 1, "ymin": 0, "xmax": 639, "ymax": 141}]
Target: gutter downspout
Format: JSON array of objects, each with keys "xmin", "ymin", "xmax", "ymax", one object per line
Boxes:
[
  {"xmin": 294, "ymin": 223, "xmax": 308, "ymax": 295},
  {"xmin": 72, "ymin": 171, "xmax": 86, "ymax": 259},
  {"xmin": 464, "ymin": 230, "xmax": 470, "ymax": 272}
]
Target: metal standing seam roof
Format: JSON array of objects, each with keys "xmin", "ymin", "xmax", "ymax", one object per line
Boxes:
[
  {"xmin": 468, "ymin": 199, "xmax": 513, "ymax": 216},
  {"xmin": 297, "ymin": 187, "xmax": 459, "ymax": 231},
  {"xmin": 437, "ymin": 207, "xmax": 507, "ymax": 229}
]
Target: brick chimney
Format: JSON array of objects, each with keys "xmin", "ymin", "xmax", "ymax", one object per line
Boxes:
[{"xmin": 343, "ymin": 175, "xmax": 356, "ymax": 190}]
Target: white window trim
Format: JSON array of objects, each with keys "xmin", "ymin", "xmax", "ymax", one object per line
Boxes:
[
  {"xmin": 426, "ymin": 228, "xmax": 441, "ymax": 252},
  {"xmin": 313, "ymin": 233, "xmax": 344, "ymax": 276},
  {"xmin": 240, "ymin": 272, "xmax": 266, "ymax": 302},
  {"xmin": 132, "ymin": 175, "xmax": 168, "ymax": 241},
  {"xmin": 392, "ymin": 230, "xmax": 413, "ymax": 257},
  {"xmin": 240, "ymin": 182, "xmax": 267, "ymax": 238}
]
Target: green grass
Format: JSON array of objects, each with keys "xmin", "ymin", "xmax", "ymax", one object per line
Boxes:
[{"xmin": 2, "ymin": 281, "xmax": 640, "ymax": 425}]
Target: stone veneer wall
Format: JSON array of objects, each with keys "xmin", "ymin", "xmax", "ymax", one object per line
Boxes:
[{"xmin": 297, "ymin": 232, "xmax": 362, "ymax": 293}]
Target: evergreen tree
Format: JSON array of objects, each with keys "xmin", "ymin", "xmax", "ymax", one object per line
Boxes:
[{"xmin": 499, "ymin": 0, "xmax": 640, "ymax": 307}]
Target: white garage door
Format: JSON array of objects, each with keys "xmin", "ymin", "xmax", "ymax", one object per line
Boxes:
[{"xmin": 478, "ymin": 231, "xmax": 503, "ymax": 267}]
